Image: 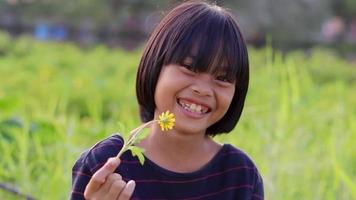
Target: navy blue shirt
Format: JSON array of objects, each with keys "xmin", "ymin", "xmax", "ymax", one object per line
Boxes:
[{"xmin": 71, "ymin": 135, "xmax": 264, "ymax": 199}]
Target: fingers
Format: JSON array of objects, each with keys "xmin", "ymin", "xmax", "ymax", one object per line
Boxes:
[
  {"xmin": 118, "ymin": 180, "xmax": 136, "ymax": 200},
  {"xmin": 100, "ymin": 173, "xmax": 122, "ymax": 194},
  {"xmin": 106, "ymin": 179, "xmax": 126, "ymax": 199},
  {"xmin": 84, "ymin": 157, "xmax": 121, "ymax": 199}
]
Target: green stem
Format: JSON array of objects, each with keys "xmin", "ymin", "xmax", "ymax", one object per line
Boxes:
[{"xmin": 116, "ymin": 120, "xmax": 157, "ymax": 158}]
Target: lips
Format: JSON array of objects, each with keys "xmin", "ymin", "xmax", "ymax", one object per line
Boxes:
[{"xmin": 177, "ymin": 98, "xmax": 211, "ymax": 114}]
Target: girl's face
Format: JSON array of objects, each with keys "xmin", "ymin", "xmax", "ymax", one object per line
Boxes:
[{"xmin": 154, "ymin": 58, "xmax": 235, "ymax": 135}]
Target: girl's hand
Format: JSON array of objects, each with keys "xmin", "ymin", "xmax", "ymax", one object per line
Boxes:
[{"xmin": 84, "ymin": 157, "xmax": 136, "ymax": 200}]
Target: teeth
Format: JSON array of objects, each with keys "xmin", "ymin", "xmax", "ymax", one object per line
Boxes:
[
  {"xmin": 196, "ymin": 105, "xmax": 202, "ymax": 112},
  {"xmin": 179, "ymin": 100, "xmax": 207, "ymax": 114}
]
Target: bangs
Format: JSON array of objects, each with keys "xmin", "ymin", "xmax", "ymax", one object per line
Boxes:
[{"xmin": 163, "ymin": 10, "xmax": 241, "ymax": 82}]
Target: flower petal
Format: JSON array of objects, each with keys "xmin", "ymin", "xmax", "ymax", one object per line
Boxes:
[{"xmin": 158, "ymin": 110, "xmax": 175, "ymax": 131}]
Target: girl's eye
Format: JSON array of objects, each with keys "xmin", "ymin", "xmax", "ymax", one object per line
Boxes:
[
  {"xmin": 216, "ymin": 75, "xmax": 234, "ymax": 86},
  {"xmin": 180, "ymin": 64, "xmax": 196, "ymax": 74},
  {"xmin": 216, "ymin": 75, "xmax": 230, "ymax": 82},
  {"xmin": 182, "ymin": 64, "xmax": 194, "ymax": 71}
]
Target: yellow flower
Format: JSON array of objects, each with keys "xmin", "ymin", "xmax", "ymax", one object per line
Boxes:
[
  {"xmin": 158, "ymin": 111, "xmax": 175, "ymax": 131},
  {"xmin": 116, "ymin": 110, "xmax": 176, "ymax": 165}
]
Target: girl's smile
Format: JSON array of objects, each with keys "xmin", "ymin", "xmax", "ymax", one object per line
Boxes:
[
  {"xmin": 177, "ymin": 97, "xmax": 211, "ymax": 116},
  {"xmin": 154, "ymin": 63, "xmax": 235, "ymax": 135}
]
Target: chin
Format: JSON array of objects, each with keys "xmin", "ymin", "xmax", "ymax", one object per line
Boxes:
[{"xmin": 174, "ymin": 124, "xmax": 206, "ymax": 135}]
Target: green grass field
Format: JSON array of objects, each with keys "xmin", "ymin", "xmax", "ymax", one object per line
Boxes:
[{"xmin": 0, "ymin": 32, "xmax": 355, "ymax": 199}]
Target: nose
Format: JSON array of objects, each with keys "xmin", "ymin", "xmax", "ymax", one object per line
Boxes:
[{"xmin": 191, "ymin": 74, "xmax": 213, "ymax": 97}]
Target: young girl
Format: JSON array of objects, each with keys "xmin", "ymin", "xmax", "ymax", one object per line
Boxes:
[{"xmin": 71, "ymin": 1, "xmax": 264, "ymax": 199}]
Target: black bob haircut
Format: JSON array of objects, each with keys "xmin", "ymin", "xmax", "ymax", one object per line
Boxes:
[{"xmin": 136, "ymin": 0, "xmax": 249, "ymax": 136}]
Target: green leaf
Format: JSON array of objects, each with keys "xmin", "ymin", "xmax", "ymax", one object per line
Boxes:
[{"xmin": 128, "ymin": 146, "xmax": 145, "ymax": 165}]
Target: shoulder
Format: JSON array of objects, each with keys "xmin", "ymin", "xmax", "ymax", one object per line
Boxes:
[
  {"xmin": 74, "ymin": 134, "xmax": 124, "ymax": 174},
  {"xmin": 221, "ymin": 144, "xmax": 258, "ymax": 167},
  {"xmin": 220, "ymin": 144, "xmax": 264, "ymax": 190}
]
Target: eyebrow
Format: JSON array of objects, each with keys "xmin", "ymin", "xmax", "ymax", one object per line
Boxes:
[
  {"xmin": 181, "ymin": 56, "xmax": 195, "ymax": 64},
  {"xmin": 188, "ymin": 54, "xmax": 197, "ymax": 59},
  {"xmin": 183, "ymin": 55, "xmax": 231, "ymax": 71},
  {"xmin": 185, "ymin": 55, "xmax": 196, "ymax": 61}
]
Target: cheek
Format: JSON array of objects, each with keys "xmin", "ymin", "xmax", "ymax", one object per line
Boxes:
[
  {"xmin": 154, "ymin": 81, "xmax": 168, "ymax": 108},
  {"xmin": 220, "ymin": 88, "xmax": 235, "ymax": 111},
  {"xmin": 154, "ymin": 72, "xmax": 180, "ymax": 108}
]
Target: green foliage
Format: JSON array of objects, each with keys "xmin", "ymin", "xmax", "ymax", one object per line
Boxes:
[
  {"xmin": 0, "ymin": 0, "xmax": 172, "ymax": 26},
  {"xmin": 128, "ymin": 146, "xmax": 145, "ymax": 165},
  {"xmin": 0, "ymin": 32, "xmax": 355, "ymax": 199}
]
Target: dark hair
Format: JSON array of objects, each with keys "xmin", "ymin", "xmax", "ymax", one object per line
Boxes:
[{"xmin": 136, "ymin": 0, "xmax": 249, "ymax": 136}]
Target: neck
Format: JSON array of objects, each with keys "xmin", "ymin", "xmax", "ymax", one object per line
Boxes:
[
  {"xmin": 148, "ymin": 123, "xmax": 208, "ymax": 153},
  {"xmin": 138, "ymin": 124, "xmax": 220, "ymax": 172}
]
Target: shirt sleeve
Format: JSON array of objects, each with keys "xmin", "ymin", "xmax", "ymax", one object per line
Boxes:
[
  {"xmin": 70, "ymin": 151, "xmax": 92, "ymax": 200},
  {"xmin": 252, "ymin": 168, "xmax": 264, "ymax": 200},
  {"xmin": 69, "ymin": 134, "xmax": 124, "ymax": 200}
]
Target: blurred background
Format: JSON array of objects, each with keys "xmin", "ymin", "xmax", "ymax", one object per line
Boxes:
[
  {"xmin": 1, "ymin": 0, "xmax": 356, "ymax": 54},
  {"xmin": 0, "ymin": 0, "xmax": 355, "ymax": 199}
]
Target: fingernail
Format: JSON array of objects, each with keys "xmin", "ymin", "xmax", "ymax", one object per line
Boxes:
[
  {"xmin": 112, "ymin": 157, "xmax": 122, "ymax": 165},
  {"xmin": 127, "ymin": 180, "xmax": 136, "ymax": 185}
]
